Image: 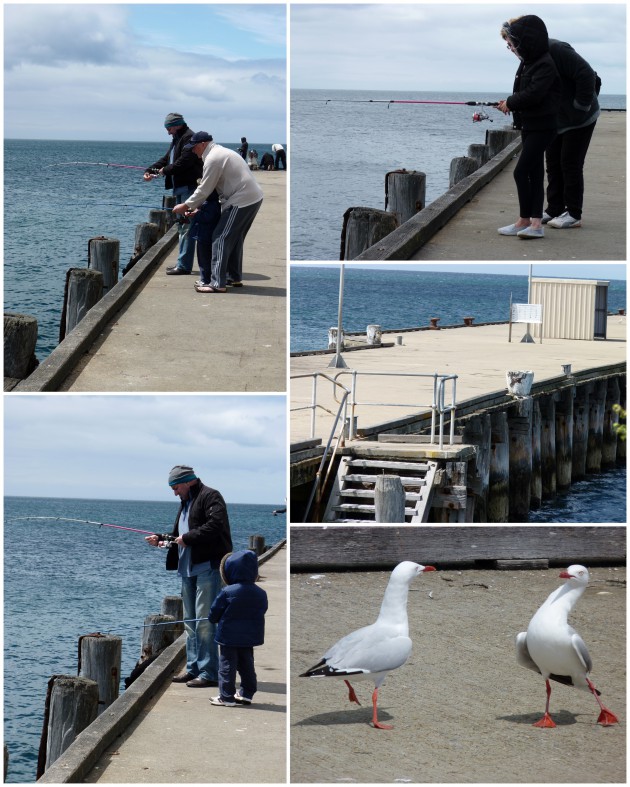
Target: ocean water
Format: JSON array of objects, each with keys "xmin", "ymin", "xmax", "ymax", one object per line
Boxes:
[
  {"xmin": 290, "ymin": 266, "xmax": 627, "ymax": 352},
  {"xmin": 4, "ymin": 139, "xmax": 283, "ymax": 360},
  {"xmin": 290, "ymin": 90, "xmax": 626, "ymax": 259},
  {"xmin": 3, "ymin": 495, "xmax": 286, "ymax": 784}
]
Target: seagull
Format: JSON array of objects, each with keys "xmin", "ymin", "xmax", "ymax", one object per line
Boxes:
[
  {"xmin": 300, "ymin": 561, "xmax": 436, "ymax": 729},
  {"xmin": 516, "ymin": 564, "xmax": 619, "ymax": 728}
]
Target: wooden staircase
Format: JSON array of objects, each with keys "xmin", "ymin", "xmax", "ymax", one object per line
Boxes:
[{"xmin": 323, "ymin": 456, "xmax": 439, "ymax": 523}]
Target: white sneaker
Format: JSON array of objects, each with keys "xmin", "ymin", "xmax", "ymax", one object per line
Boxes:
[
  {"xmin": 548, "ymin": 211, "xmax": 582, "ymax": 228},
  {"xmin": 235, "ymin": 690, "xmax": 253, "ymax": 705},
  {"xmin": 517, "ymin": 226, "xmax": 544, "ymax": 239},
  {"xmin": 210, "ymin": 696, "xmax": 236, "ymax": 707},
  {"xmin": 498, "ymin": 223, "xmax": 528, "ymax": 236},
  {"xmin": 541, "ymin": 212, "xmax": 553, "ymax": 224}
]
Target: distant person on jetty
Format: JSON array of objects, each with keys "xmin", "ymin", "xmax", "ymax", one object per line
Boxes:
[
  {"xmin": 143, "ymin": 113, "xmax": 202, "ymax": 274},
  {"xmin": 248, "ymin": 149, "xmax": 259, "ymax": 170},
  {"xmin": 172, "ymin": 131, "xmax": 263, "ymax": 293},
  {"xmin": 145, "ymin": 465, "xmax": 232, "ymax": 688},
  {"xmin": 497, "ymin": 16, "xmax": 560, "ymax": 239},
  {"xmin": 238, "ymin": 136, "xmax": 249, "ymax": 160},
  {"xmin": 543, "ymin": 40, "xmax": 601, "ymax": 229},
  {"xmin": 260, "ymin": 151, "xmax": 275, "ymax": 171},
  {"xmin": 272, "ymin": 143, "xmax": 286, "ymax": 170},
  {"xmin": 208, "ymin": 549, "xmax": 268, "ymax": 707}
]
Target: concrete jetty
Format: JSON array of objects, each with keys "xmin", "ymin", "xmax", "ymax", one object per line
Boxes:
[
  {"xmin": 356, "ymin": 112, "xmax": 625, "ymax": 261},
  {"xmin": 39, "ymin": 544, "xmax": 286, "ymax": 784},
  {"xmin": 11, "ymin": 171, "xmax": 286, "ymax": 393}
]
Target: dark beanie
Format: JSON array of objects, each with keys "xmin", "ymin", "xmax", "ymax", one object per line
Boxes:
[
  {"xmin": 168, "ymin": 465, "xmax": 197, "ymax": 486},
  {"xmin": 164, "ymin": 113, "xmax": 185, "ymax": 128}
]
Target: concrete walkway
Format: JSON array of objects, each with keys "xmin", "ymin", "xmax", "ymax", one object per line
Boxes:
[
  {"xmin": 60, "ymin": 171, "xmax": 286, "ymax": 392},
  {"xmin": 84, "ymin": 545, "xmax": 286, "ymax": 783},
  {"xmin": 290, "ymin": 316, "xmax": 626, "ymax": 443},
  {"xmin": 410, "ymin": 112, "xmax": 625, "ymax": 260}
]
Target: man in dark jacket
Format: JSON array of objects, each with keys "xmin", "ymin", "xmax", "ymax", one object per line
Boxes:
[
  {"xmin": 208, "ymin": 550, "xmax": 268, "ymax": 706},
  {"xmin": 145, "ymin": 464, "xmax": 232, "ymax": 687},
  {"xmin": 144, "ymin": 113, "xmax": 203, "ymax": 275}
]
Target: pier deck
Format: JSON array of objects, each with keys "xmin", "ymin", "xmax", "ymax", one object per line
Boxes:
[
  {"xmin": 410, "ymin": 113, "xmax": 625, "ymax": 260},
  {"xmin": 290, "ymin": 316, "xmax": 626, "ymax": 444},
  {"xmin": 84, "ymin": 545, "xmax": 286, "ymax": 783},
  {"xmin": 59, "ymin": 171, "xmax": 286, "ymax": 392}
]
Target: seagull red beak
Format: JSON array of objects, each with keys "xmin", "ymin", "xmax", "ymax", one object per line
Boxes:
[
  {"xmin": 423, "ymin": 566, "xmax": 437, "ymax": 572},
  {"xmin": 559, "ymin": 570, "xmax": 572, "ymax": 578}
]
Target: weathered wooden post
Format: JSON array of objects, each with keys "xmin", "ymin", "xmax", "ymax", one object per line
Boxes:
[
  {"xmin": 36, "ymin": 676, "xmax": 99, "ymax": 778},
  {"xmin": 539, "ymin": 395, "xmax": 556, "ymax": 498},
  {"xmin": 555, "ymin": 386, "xmax": 574, "ymax": 490},
  {"xmin": 487, "ymin": 411, "xmax": 509, "ymax": 522},
  {"xmin": 141, "ymin": 614, "xmax": 177, "ymax": 662},
  {"xmin": 384, "ymin": 169, "xmax": 426, "ymax": 224},
  {"xmin": 248, "ymin": 534, "xmax": 266, "ymax": 555},
  {"xmin": 374, "ymin": 475, "xmax": 406, "ymax": 523},
  {"xmin": 78, "ymin": 634, "xmax": 122, "ymax": 715},
  {"xmin": 486, "ymin": 128, "xmax": 520, "ymax": 157},
  {"xmin": 162, "ymin": 195, "xmax": 176, "ymax": 228},
  {"xmin": 462, "ymin": 414, "xmax": 491, "ymax": 522},
  {"xmin": 602, "ymin": 377, "xmax": 620, "ymax": 468},
  {"xmin": 572, "ymin": 383, "xmax": 590, "ymax": 480},
  {"xmin": 508, "ymin": 398, "xmax": 533, "ymax": 522},
  {"xmin": 135, "ymin": 222, "xmax": 159, "ymax": 255},
  {"xmin": 161, "ymin": 595, "xmax": 185, "ymax": 636},
  {"xmin": 586, "ymin": 379, "xmax": 606, "ymax": 473},
  {"xmin": 59, "ymin": 269, "xmax": 104, "ymax": 342},
  {"xmin": 366, "ymin": 325, "xmax": 382, "ymax": 346},
  {"xmin": 87, "ymin": 236, "xmax": 119, "ymax": 292},
  {"xmin": 340, "ymin": 207, "xmax": 398, "ymax": 260},
  {"xmin": 4, "ymin": 313, "xmax": 38, "ymax": 381},
  {"xmin": 327, "ymin": 327, "xmax": 344, "ymax": 350},
  {"xmin": 530, "ymin": 399, "xmax": 542, "ymax": 509},
  {"xmin": 149, "ymin": 209, "xmax": 169, "ymax": 238},
  {"xmin": 449, "ymin": 156, "xmax": 477, "ymax": 187},
  {"xmin": 467, "ymin": 143, "xmax": 490, "ymax": 168}
]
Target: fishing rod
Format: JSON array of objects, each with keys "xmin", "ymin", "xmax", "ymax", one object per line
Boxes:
[
  {"xmin": 45, "ymin": 161, "xmax": 152, "ymax": 171},
  {"xmin": 8, "ymin": 516, "xmax": 175, "ymax": 546},
  {"xmin": 143, "ymin": 618, "xmax": 207, "ymax": 627},
  {"xmin": 324, "ymin": 98, "xmax": 500, "ymax": 108}
]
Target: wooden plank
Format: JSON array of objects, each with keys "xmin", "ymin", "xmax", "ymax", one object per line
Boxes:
[
  {"xmin": 344, "ymin": 474, "xmax": 426, "ymax": 486},
  {"xmin": 347, "ymin": 459, "xmax": 429, "ymax": 472},
  {"xmin": 332, "ymin": 503, "xmax": 417, "ymax": 516},
  {"xmin": 290, "ymin": 526, "xmax": 626, "ymax": 570},
  {"xmin": 412, "ymin": 460, "xmax": 439, "ymax": 523},
  {"xmin": 341, "ymin": 488, "xmax": 422, "ymax": 502},
  {"xmin": 378, "ymin": 434, "xmax": 464, "ymax": 444}
]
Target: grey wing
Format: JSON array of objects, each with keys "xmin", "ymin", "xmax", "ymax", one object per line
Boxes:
[
  {"xmin": 569, "ymin": 630, "xmax": 593, "ymax": 672},
  {"xmin": 326, "ymin": 624, "xmax": 411, "ymax": 673},
  {"xmin": 516, "ymin": 631, "xmax": 541, "ymax": 674}
]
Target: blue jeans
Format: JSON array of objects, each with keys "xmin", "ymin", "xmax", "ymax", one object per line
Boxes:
[
  {"xmin": 173, "ymin": 186, "xmax": 196, "ymax": 272},
  {"xmin": 180, "ymin": 568, "xmax": 221, "ymax": 681},
  {"xmin": 218, "ymin": 645, "xmax": 257, "ymax": 701}
]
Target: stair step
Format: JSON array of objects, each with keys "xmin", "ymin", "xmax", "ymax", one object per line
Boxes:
[
  {"xmin": 340, "ymin": 489, "xmax": 422, "ymax": 502},
  {"xmin": 332, "ymin": 503, "xmax": 417, "ymax": 515},
  {"xmin": 344, "ymin": 474, "xmax": 427, "ymax": 487},
  {"xmin": 346, "ymin": 459, "xmax": 429, "ymax": 472}
]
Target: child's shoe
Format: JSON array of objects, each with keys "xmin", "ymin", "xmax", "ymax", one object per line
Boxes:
[
  {"xmin": 234, "ymin": 690, "xmax": 253, "ymax": 705},
  {"xmin": 210, "ymin": 696, "xmax": 236, "ymax": 707}
]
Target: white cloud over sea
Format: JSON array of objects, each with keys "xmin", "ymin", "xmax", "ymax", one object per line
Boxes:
[{"xmin": 4, "ymin": 4, "xmax": 287, "ymax": 142}]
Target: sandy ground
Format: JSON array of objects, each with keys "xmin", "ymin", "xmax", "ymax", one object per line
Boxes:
[{"xmin": 290, "ymin": 566, "xmax": 626, "ymax": 783}]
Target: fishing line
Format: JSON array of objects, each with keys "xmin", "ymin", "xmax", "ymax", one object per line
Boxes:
[
  {"xmin": 8, "ymin": 516, "xmax": 175, "ymax": 545},
  {"xmin": 44, "ymin": 161, "xmax": 152, "ymax": 171}
]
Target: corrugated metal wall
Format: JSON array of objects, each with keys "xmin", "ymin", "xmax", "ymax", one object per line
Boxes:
[{"xmin": 530, "ymin": 278, "xmax": 608, "ymax": 341}]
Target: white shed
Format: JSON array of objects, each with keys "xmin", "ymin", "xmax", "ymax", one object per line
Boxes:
[{"xmin": 530, "ymin": 277, "xmax": 609, "ymax": 341}]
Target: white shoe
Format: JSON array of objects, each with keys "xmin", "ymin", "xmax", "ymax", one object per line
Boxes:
[
  {"xmin": 548, "ymin": 211, "xmax": 582, "ymax": 228},
  {"xmin": 210, "ymin": 696, "xmax": 236, "ymax": 707},
  {"xmin": 234, "ymin": 690, "xmax": 253, "ymax": 705},
  {"xmin": 541, "ymin": 212, "xmax": 553, "ymax": 224},
  {"xmin": 498, "ymin": 223, "xmax": 528, "ymax": 236},
  {"xmin": 517, "ymin": 226, "xmax": 544, "ymax": 239}
]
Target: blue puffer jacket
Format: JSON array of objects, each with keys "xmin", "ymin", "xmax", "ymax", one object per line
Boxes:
[{"xmin": 209, "ymin": 550, "xmax": 268, "ymax": 647}]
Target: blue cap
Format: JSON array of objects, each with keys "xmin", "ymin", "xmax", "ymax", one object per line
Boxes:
[{"xmin": 184, "ymin": 131, "xmax": 213, "ymax": 149}]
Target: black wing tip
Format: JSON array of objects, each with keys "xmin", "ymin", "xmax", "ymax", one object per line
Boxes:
[{"xmin": 300, "ymin": 660, "xmax": 365, "ymax": 679}]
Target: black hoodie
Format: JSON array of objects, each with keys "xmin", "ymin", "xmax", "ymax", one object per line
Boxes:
[{"xmin": 504, "ymin": 15, "xmax": 561, "ymax": 131}]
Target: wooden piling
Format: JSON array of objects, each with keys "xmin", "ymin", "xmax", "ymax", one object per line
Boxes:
[
  {"xmin": 467, "ymin": 143, "xmax": 490, "ymax": 168},
  {"xmin": 36, "ymin": 675, "xmax": 99, "ymax": 778},
  {"xmin": 602, "ymin": 377, "xmax": 620, "ymax": 468},
  {"xmin": 141, "ymin": 614, "xmax": 177, "ymax": 662},
  {"xmin": 586, "ymin": 379, "xmax": 606, "ymax": 473},
  {"xmin": 572, "ymin": 384, "xmax": 590, "ymax": 480},
  {"xmin": 449, "ymin": 156, "xmax": 478, "ymax": 187},
  {"xmin": 508, "ymin": 397, "xmax": 533, "ymax": 522},
  {"xmin": 486, "ymin": 128, "xmax": 520, "ymax": 157},
  {"xmin": 148, "ymin": 209, "xmax": 169, "ymax": 238},
  {"xmin": 161, "ymin": 595, "xmax": 184, "ymax": 636},
  {"xmin": 384, "ymin": 169, "xmax": 426, "ymax": 224},
  {"xmin": 59, "ymin": 268, "xmax": 104, "ymax": 342},
  {"xmin": 249, "ymin": 534, "xmax": 267, "ymax": 555},
  {"xmin": 78, "ymin": 634, "xmax": 122, "ymax": 715},
  {"xmin": 134, "ymin": 222, "xmax": 159, "ymax": 256},
  {"xmin": 367, "ymin": 325, "xmax": 382, "ymax": 345},
  {"xmin": 461, "ymin": 414, "xmax": 491, "ymax": 522},
  {"xmin": 4, "ymin": 312, "xmax": 39, "ymax": 380},
  {"xmin": 530, "ymin": 399, "xmax": 542, "ymax": 509},
  {"xmin": 340, "ymin": 207, "xmax": 398, "ymax": 260},
  {"xmin": 487, "ymin": 411, "xmax": 509, "ymax": 522},
  {"xmin": 374, "ymin": 475, "xmax": 406, "ymax": 522},
  {"xmin": 162, "ymin": 195, "xmax": 176, "ymax": 228},
  {"xmin": 87, "ymin": 236, "xmax": 119, "ymax": 292},
  {"xmin": 555, "ymin": 387, "xmax": 574, "ymax": 490},
  {"xmin": 539, "ymin": 395, "xmax": 556, "ymax": 498}
]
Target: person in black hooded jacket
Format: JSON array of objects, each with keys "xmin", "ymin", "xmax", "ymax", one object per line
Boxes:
[{"xmin": 496, "ymin": 16, "xmax": 561, "ymax": 239}]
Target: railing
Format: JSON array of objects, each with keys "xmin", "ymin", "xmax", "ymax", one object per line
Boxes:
[{"xmin": 332, "ymin": 370, "xmax": 458, "ymax": 449}]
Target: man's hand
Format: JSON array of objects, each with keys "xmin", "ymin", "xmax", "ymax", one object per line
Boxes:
[
  {"xmin": 496, "ymin": 100, "xmax": 511, "ymax": 115},
  {"xmin": 172, "ymin": 203, "xmax": 189, "ymax": 215},
  {"xmin": 145, "ymin": 534, "xmax": 159, "ymax": 547}
]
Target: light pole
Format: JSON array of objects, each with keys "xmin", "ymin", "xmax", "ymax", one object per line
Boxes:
[
  {"xmin": 328, "ymin": 263, "xmax": 348, "ymax": 368},
  {"xmin": 521, "ymin": 263, "xmax": 535, "ymax": 343}
]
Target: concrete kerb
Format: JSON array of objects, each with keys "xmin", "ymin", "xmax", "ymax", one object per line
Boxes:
[
  {"xmin": 38, "ymin": 540, "xmax": 286, "ymax": 784},
  {"xmin": 13, "ymin": 226, "xmax": 178, "ymax": 392},
  {"xmin": 354, "ymin": 137, "xmax": 523, "ymax": 261}
]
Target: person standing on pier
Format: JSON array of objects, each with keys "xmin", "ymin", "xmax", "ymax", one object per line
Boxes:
[
  {"xmin": 145, "ymin": 465, "xmax": 232, "ymax": 688},
  {"xmin": 272, "ymin": 143, "xmax": 286, "ymax": 170},
  {"xmin": 542, "ymin": 41, "xmax": 601, "ymax": 229},
  {"xmin": 496, "ymin": 16, "xmax": 561, "ymax": 239},
  {"xmin": 143, "ymin": 113, "xmax": 202, "ymax": 275},
  {"xmin": 172, "ymin": 131, "xmax": 263, "ymax": 292}
]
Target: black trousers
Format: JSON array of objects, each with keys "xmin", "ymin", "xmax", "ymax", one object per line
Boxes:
[
  {"xmin": 545, "ymin": 121, "xmax": 596, "ymax": 220},
  {"xmin": 513, "ymin": 128, "xmax": 557, "ymax": 219}
]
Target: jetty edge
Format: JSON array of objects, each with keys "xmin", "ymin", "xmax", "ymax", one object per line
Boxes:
[{"xmin": 37, "ymin": 539, "xmax": 286, "ymax": 784}]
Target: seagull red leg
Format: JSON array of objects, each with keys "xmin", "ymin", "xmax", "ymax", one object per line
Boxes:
[
  {"xmin": 371, "ymin": 688, "xmax": 393, "ymax": 730},
  {"xmin": 586, "ymin": 678, "xmax": 619, "ymax": 726},
  {"xmin": 533, "ymin": 679, "xmax": 556, "ymax": 728},
  {"xmin": 344, "ymin": 679, "xmax": 361, "ymax": 705}
]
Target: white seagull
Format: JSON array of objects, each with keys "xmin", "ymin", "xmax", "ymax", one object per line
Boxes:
[
  {"xmin": 516, "ymin": 564, "xmax": 619, "ymax": 728},
  {"xmin": 300, "ymin": 561, "xmax": 436, "ymax": 729}
]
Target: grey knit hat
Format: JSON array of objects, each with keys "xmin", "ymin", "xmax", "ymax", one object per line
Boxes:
[
  {"xmin": 164, "ymin": 112, "xmax": 185, "ymax": 128},
  {"xmin": 168, "ymin": 465, "xmax": 197, "ymax": 486}
]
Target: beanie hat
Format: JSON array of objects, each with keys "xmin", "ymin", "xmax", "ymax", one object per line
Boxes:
[
  {"xmin": 164, "ymin": 113, "xmax": 185, "ymax": 128},
  {"xmin": 168, "ymin": 464, "xmax": 197, "ymax": 486}
]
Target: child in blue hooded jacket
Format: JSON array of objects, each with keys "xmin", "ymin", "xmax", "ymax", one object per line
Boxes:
[{"xmin": 208, "ymin": 549, "xmax": 268, "ymax": 706}]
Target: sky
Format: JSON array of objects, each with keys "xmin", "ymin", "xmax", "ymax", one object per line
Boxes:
[
  {"xmin": 4, "ymin": 395, "xmax": 286, "ymax": 504},
  {"xmin": 4, "ymin": 4, "xmax": 286, "ymax": 142},
  {"xmin": 291, "ymin": 3, "xmax": 626, "ymax": 93}
]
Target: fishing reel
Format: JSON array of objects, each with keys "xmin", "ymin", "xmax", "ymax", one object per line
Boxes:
[
  {"xmin": 472, "ymin": 110, "xmax": 493, "ymax": 123},
  {"xmin": 155, "ymin": 533, "xmax": 177, "ymax": 548}
]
